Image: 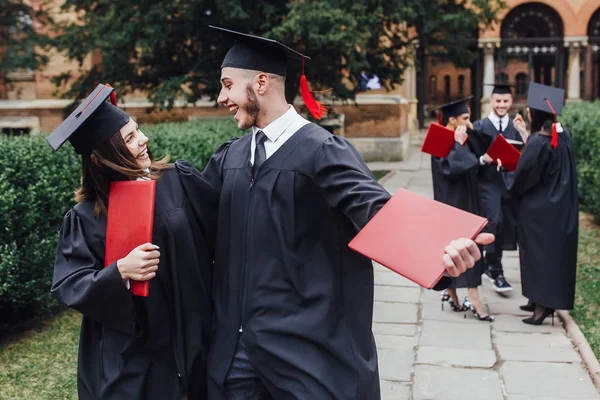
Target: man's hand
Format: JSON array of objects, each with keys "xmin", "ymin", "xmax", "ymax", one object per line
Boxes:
[
  {"xmin": 482, "ymin": 153, "xmax": 493, "ymax": 164},
  {"xmin": 442, "ymin": 233, "xmax": 495, "ymax": 277},
  {"xmin": 454, "ymin": 125, "xmax": 468, "ymax": 145}
]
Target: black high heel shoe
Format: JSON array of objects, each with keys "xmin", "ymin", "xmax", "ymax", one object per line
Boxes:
[
  {"xmin": 519, "ymin": 300, "xmax": 536, "ymax": 312},
  {"xmin": 467, "ymin": 302, "xmax": 494, "ymax": 322},
  {"xmin": 523, "ymin": 307, "xmax": 555, "ymax": 326},
  {"xmin": 441, "ymin": 291, "xmax": 468, "ymax": 312}
]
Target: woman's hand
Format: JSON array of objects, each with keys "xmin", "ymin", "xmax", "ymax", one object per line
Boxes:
[
  {"xmin": 513, "ymin": 114, "xmax": 529, "ymax": 142},
  {"xmin": 454, "ymin": 125, "xmax": 468, "ymax": 145},
  {"xmin": 117, "ymin": 243, "xmax": 160, "ymax": 281}
]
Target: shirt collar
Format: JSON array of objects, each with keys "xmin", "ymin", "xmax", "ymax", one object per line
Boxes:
[
  {"xmin": 488, "ymin": 112, "xmax": 509, "ymax": 126},
  {"xmin": 252, "ymin": 105, "xmax": 297, "ymax": 143}
]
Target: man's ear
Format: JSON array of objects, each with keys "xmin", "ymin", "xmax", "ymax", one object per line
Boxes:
[{"xmin": 256, "ymin": 73, "xmax": 270, "ymax": 95}]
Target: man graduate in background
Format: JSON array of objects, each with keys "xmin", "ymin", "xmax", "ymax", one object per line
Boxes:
[
  {"xmin": 199, "ymin": 27, "xmax": 494, "ymax": 400},
  {"xmin": 473, "ymin": 83, "xmax": 522, "ymax": 293}
]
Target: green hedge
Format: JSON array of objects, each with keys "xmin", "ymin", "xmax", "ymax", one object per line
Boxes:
[
  {"xmin": 0, "ymin": 119, "xmax": 238, "ymax": 329},
  {"xmin": 561, "ymin": 101, "xmax": 600, "ymax": 221}
]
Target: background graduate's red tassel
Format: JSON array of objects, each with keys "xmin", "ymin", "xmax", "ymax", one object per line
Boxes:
[
  {"xmin": 545, "ymin": 97, "xmax": 558, "ymax": 149},
  {"xmin": 299, "ymin": 57, "xmax": 327, "ymax": 120},
  {"xmin": 105, "ymin": 83, "xmax": 118, "ymax": 107}
]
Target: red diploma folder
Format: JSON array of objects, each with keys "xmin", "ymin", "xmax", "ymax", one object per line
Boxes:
[
  {"xmin": 421, "ymin": 122, "xmax": 456, "ymax": 158},
  {"xmin": 487, "ymin": 134, "xmax": 521, "ymax": 172},
  {"xmin": 348, "ymin": 189, "xmax": 488, "ymax": 289},
  {"xmin": 104, "ymin": 180, "xmax": 156, "ymax": 297}
]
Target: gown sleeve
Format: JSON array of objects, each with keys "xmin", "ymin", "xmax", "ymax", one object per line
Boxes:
[
  {"xmin": 175, "ymin": 159, "xmax": 220, "ymax": 254},
  {"xmin": 51, "ymin": 209, "xmax": 136, "ymax": 335},
  {"xmin": 314, "ymin": 135, "xmax": 391, "ymax": 229},
  {"xmin": 501, "ymin": 134, "xmax": 552, "ymax": 198},
  {"xmin": 201, "ymin": 137, "xmax": 238, "ymax": 191},
  {"xmin": 431, "ymin": 142, "xmax": 479, "ymax": 178}
]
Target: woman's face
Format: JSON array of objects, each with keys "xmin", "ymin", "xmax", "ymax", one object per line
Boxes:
[{"xmin": 120, "ymin": 118, "xmax": 151, "ymax": 169}]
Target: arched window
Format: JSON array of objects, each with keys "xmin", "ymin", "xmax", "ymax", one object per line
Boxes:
[
  {"xmin": 458, "ymin": 75, "xmax": 465, "ymax": 97},
  {"xmin": 444, "ymin": 75, "xmax": 451, "ymax": 101},
  {"xmin": 515, "ymin": 73, "xmax": 528, "ymax": 96},
  {"xmin": 429, "ymin": 75, "xmax": 438, "ymax": 101}
]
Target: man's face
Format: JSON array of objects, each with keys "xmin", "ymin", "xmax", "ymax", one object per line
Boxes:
[
  {"xmin": 218, "ymin": 67, "xmax": 261, "ymax": 130},
  {"xmin": 491, "ymin": 93, "xmax": 513, "ymax": 118}
]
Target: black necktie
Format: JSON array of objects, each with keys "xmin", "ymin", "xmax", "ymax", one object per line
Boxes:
[
  {"xmin": 253, "ymin": 131, "xmax": 267, "ymax": 178},
  {"xmin": 498, "ymin": 119, "xmax": 503, "ymax": 134}
]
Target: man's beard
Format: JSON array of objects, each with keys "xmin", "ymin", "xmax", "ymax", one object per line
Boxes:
[{"xmin": 239, "ymin": 84, "xmax": 261, "ymax": 130}]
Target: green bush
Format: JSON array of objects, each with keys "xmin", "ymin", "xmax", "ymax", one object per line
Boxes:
[
  {"xmin": 561, "ymin": 101, "xmax": 600, "ymax": 221},
  {"xmin": 0, "ymin": 119, "xmax": 238, "ymax": 329}
]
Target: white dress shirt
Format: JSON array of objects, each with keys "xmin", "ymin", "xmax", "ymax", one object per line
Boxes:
[
  {"xmin": 487, "ymin": 112, "xmax": 510, "ymax": 133},
  {"xmin": 250, "ymin": 105, "xmax": 310, "ymax": 165}
]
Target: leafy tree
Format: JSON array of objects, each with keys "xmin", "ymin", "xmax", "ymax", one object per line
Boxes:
[
  {"xmin": 50, "ymin": 0, "xmax": 503, "ymax": 108},
  {"xmin": 0, "ymin": 0, "xmax": 51, "ymax": 96}
]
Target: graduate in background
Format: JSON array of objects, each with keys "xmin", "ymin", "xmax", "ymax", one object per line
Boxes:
[
  {"xmin": 431, "ymin": 97, "xmax": 494, "ymax": 322},
  {"xmin": 202, "ymin": 27, "xmax": 494, "ymax": 400},
  {"xmin": 499, "ymin": 83, "xmax": 578, "ymax": 325},
  {"xmin": 473, "ymin": 83, "xmax": 522, "ymax": 293},
  {"xmin": 48, "ymin": 85, "xmax": 217, "ymax": 399}
]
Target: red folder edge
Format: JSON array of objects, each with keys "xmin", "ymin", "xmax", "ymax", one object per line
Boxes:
[
  {"xmin": 104, "ymin": 180, "xmax": 156, "ymax": 297},
  {"xmin": 348, "ymin": 189, "xmax": 488, "ymax": 289},
  {"xmin": 421, "ymin": 122, "xmax": 456, "ymax": 158},
  {"xmin": 487, "ymin": 134, "xmax": 521, "ymax": 172}
]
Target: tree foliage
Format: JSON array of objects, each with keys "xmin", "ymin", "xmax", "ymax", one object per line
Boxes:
[{"xmin": 50, "ymin": 0, "xmax": 503, "ymax": 107}]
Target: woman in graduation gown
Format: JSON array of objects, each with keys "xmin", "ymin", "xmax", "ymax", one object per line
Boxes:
[
  {"xmin": 431, "ymin": 98, "xmax": 494, "ymax": 322},
  {"xmin": 499, "ymin": 84, "xmax": 578, "ymax": 325},
  {"xmin": 48, "ymin": 84, "xmax": 217, "ymax": 399}
]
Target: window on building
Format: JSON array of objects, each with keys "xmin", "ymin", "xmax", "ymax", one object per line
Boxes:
[
  {"xmin": 515, "ymin": 73, "xmax": 528, "ymax": 96},
  {"xmin": 444, "ymin": 75, "xmax": 451, "ymax": 101},
  {"xmin": 458, "ymin": 75, "xmax": 465, "ymax": 97},
  {"xmin": 430, "ymin": 75, "xmax": 438, "ymax": 101}
]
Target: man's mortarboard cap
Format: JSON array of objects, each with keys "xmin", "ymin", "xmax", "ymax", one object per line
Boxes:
[
  {"xmin": 485, "ymin": 83, "xmax": 513, "ymax": 95},
  {"xmin": 210, "ymin": 25, "xmax": 327, "ymax": 120},
  {"xmin": 46, "ymin": 84, "xmax": 130, "ymax": 155},
  {"xmin": 527, "ymin": 82, "xmax": 565, "ymax": 149},
  {"xmin": 430, "ymin": 96, "xmax": 473, "ymax": 123},
  {"xmin": 526, "ymin": 82, "xmax": 565, "ymax": 115}
]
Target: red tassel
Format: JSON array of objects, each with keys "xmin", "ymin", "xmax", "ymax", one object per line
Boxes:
[
  {"xmin": 551, "ymin": 122, "xmax": 558, "ymax": 149},
  {"xmin": 437, "ymin": 111, "xmax": 441, "ymax": 125},
  {"xmin": 104, "ymin": 83, "xmax": 118, "ymax": 107},
  {"xmin": 299, "ymin": 57, "xmax": 327, "ymax": 120}
]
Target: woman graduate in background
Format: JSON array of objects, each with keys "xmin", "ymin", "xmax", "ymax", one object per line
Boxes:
[
  {"xmin": 47, "ymin": 84, "xmax": 217, "ymax": 399},
  {"xmin": 430, "ymin": 97, "xmax": 494, "ymax": 322},
  {"xmin": 499, "ymin": 83, "xmax": 578, "ymax": 326}
]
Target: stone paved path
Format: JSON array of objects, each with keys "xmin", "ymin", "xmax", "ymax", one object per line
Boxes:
[{"xmin": 368, "ymin": 148, "xmax": 600, "ymax": 400}]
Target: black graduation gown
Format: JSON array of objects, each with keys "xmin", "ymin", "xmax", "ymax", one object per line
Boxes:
[
  {"xmin": 501, "ymin": 131, "xmax": 579, "ymax": 310},
  {"xmin": 473, "ymin": 118, "xmax": 521, "ymax": 252},
  {"xmin": 51, "ymin": 162, "xmax": 217, "ymax": 400},
  {"xmin": 200, "ymin": 124, "xmax": 390, "ymax": 400},
  {"xmin": 431, "ymin": 141, "xmax": 484, "ymax": 288}
]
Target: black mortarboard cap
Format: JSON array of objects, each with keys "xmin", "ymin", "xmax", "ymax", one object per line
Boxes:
[
  {"xmin": 526, "ymin": 82, "xmax": 565, "ymax": 115},
  {"xmin": 46, "ymin": 84, "xmax": 130, "ymax": 155},
  {"xmin": 430, "ymin": 96, "xmax": 474, "ymax": 119},
  {"xmin": 210, "ymin": 25, "xmax": 308, "ymax": 78},
  {"xmin": 485, "ymin": 83, "xmax": 513, "ymax": 95}
]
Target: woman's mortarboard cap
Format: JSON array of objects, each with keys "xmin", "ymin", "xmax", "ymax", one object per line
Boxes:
[
  {"xmin": 210, "ymin": 25, "xmax": 327, "ymax": 120},
  {"xmin": 429, "ymin": 96, "xmax": 473, "ymax": 123},
  {"xmin": 526, "ymin": 82, "xmax": 565, "ymax": 149},
  {"xmin": 46, "ymin": 84, "xmax": 130, "ymax": 155}
]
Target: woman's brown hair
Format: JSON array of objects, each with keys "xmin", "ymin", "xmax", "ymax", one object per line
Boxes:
[{"xmin": 74, "ymin": 129, "xmax": 171, "ymax": 216}]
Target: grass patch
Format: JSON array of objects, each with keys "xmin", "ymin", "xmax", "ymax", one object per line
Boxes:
[
  {"xmin": 0, "ymin": 309, "xmax": 80, "ymax": 399},
  {"xmin": 571, "ymin": 212, "xmax": 600, "ymax": 359},
  {"xmin": 372, "ymin": 170, "xmax": 390, "ymax": 181}
]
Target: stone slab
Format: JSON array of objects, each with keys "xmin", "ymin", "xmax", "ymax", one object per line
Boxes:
[
  {"xmin": 501, "ymin": 361, "xmax": 599, "ymax": 398},
  {"xmin": 380, "ymin": 381, "xmax": 410, "ymax": 400},
  {"xmin": 493, "ymin": 314, "xmax": 564, "ymax": 333},
  {"xmin": 373, "ymin": 302, "xmax": 419, "ymax": 324},
  {"xmin": 486, "ymin": 301, "xmax": 533, "ymax": 316},
  {"xmin": 375, "ymin": 334, "xmax": 418, "ymax": 349},
  {"xmin": 497, "ymin": 344, "xmax": 581, "ymax": 362},
  {"xmin": 413, "ymin": 365, "xmax": 503, "ymax": 400},
  {"xmin": 374, "ymin": 272, "xmax": 420, "ymax": 288},
  {"xmin": 374, "ymin": 286, "xmax": 421, "ymax": 304},
  {"xmin": 419, "ymin": 320, "xmax": 492, "ymax": 350},
  {"xmin": 421, "ymin": 301, "xmax": 481, "ymax": 324},
  {"xmin": 372, "ymin": 323, "xmax": 417, "ymax": 337},
  {"xmin": 378, "ymin": 348, "xmax": 414, "ymax": 382},
  {"xmin": 507, "ymin": 396, "xmax": 600, "ymax": 400},
  {"xmin": 416, "ymin": 346, "xmax": 497, "ymax": 368},
  {"xmin": 493, "ymin": 332, "xmax": 573, "ymax": 348}
]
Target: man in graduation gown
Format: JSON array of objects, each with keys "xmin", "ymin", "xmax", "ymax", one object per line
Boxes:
[
  {"xmin": 473, "ymin": 83, "xmax": 523, "ymax": 293},
  {"xmin": 500, "ymin": 83, "xmax": 578, "ymax": 323},
  {"xmin": 201, "ymin": 27, "xmax": 494, "ymax": 400}
]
